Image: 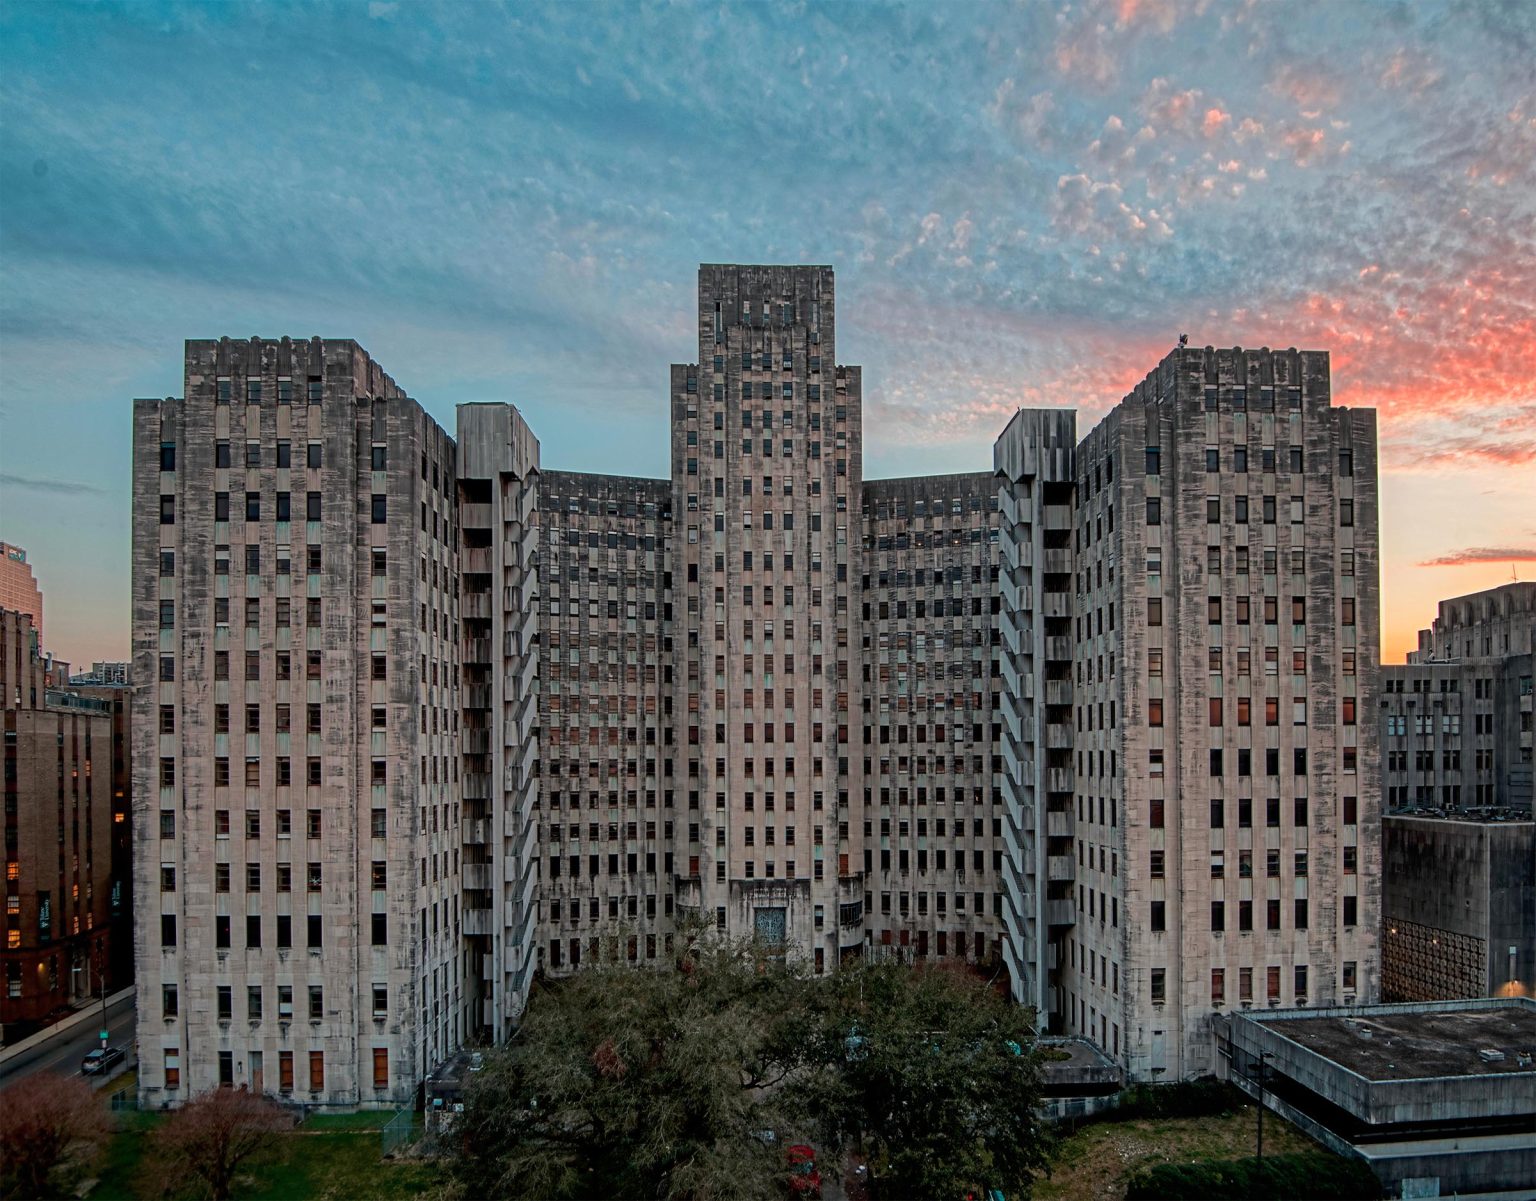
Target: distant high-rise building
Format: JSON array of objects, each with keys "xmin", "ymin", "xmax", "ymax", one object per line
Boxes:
[
  {"xmin": 1381, "ymin": 583, "xmax": 1534, "ymax": 815},
  {"xmin": 73, "ymin": 661, "xmax": 131, "ymax": 687},
  {"xmin": 0, "ymin": 544, "xmax": 43, "ymax": 644},
  {"xmin": 133, "ymin": 339, "xmax": 468, "ymax": 1108}
]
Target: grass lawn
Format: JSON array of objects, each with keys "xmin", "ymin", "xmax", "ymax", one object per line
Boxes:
[
  {"xmin": 1034, "ymin": 1104, "xmax": 1320, "ymax": 1201},
  {"xmin": 86, "ymin": 1114, "xmax": 445, "ymax": 1201}
]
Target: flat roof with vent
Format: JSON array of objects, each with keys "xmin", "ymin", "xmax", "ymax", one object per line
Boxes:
[{"xmin": 1260, "ymin": 1004, "xmax": 1536, "ymax": 1081}]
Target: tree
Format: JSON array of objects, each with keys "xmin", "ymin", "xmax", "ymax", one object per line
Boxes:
[
  {"xmin": 786, "ymin": 959, "xmax": 1053, "ymax": 1199},
  {"xmin": 0, "ymin": 1072, "xmax": 112, "ymax": 1199},
  {"xmin": 454, "ymin": 940, "xmax": 1054, "ymax": 1201},
  {"xmin": 454, "ymin": 935, "xmax": 811, "ymax": 1201},
  {"xmin": 151, "ymin": 1086, "xmax": 292, "ymax": 1201}
]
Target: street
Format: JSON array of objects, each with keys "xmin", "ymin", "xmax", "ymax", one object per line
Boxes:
[{"xmin": 0, "ymin": 993, "xmax": 137, "ymax": 1088}]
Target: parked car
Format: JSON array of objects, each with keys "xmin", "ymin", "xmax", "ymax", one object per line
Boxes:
[
  {"xmin": 787, "ymin": 1144, "xmax": 822, "ymax": 1198},
  {"xmin": 81, "ymin": 1046, "xmax": 125, "ymax": 1075}
]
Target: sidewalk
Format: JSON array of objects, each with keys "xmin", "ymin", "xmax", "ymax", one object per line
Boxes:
[{"xmin": 0, "ymin": 986, "xmax": 135, "ymax": 1064}]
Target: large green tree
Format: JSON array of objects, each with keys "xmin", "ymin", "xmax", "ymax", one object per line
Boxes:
[
  {"xmin": 786, "ymin": 959, "xmax": 1052, "ymax": 1199},
  {"xmin": 455, "ymin": 944, "xmax": 1051, "ymax": 1201},
  {"xmin": 454, "ymin": 936, "xmax": 810, "ymax": 1201}
]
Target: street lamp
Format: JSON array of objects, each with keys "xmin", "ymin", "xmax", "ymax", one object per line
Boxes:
[{"xmin": 73, "ymin": 952, "xmax": 108, "ymax": 1048}]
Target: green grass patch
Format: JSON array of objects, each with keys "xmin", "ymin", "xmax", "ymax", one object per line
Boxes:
[
  {"xmin": 296, "ymin": 1111, "xmax": 397, "ymax": 1132},
  {"xmin": 85, "ymin": 1120, "xmax": 444, "ymax": 1201},
  {"xmin": 245, "ymin": 1132, "xmax": 444, "ymax": 1201},
  {"xmin": 89, "ymin": 1111, "xmax": 164, "ymax": 1200},
  {"xmin": 1035, "ymin": 1107, "xmax": 1324, "ymax": 1201}
]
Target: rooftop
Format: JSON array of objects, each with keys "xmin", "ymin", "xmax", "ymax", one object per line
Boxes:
[{"xmin": 1264, "ymin": 1005, "xmax": 1536, "ymax": 1081}]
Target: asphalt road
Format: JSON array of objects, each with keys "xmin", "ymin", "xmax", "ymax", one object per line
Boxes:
[{"xmin": 0, "ymin": 994, "xmax": 137, "ymax": 1087}]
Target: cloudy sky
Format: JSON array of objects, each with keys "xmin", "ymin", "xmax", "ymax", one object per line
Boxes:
[{"xmin": 2, "ymin": 0, "xmax": 1532, "ymax": 665}]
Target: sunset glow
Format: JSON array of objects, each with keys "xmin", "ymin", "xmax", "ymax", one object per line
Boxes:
[{"xmin": 1, "ymin": 0, "xmax": 1531, "ymax": 666}]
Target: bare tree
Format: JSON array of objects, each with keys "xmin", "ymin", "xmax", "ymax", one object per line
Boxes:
[
  {"xmin": 0, "ymin": 1073, "xmax": 113, "ymax": 1199},
  {"xmin": 152, "ymin": 1086, "xmax": 293, "ymax": 1201}
]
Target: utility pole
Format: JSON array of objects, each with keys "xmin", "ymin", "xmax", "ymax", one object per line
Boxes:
[{"xmin": 1253, "ymin": 1050, "xmax": 1272, "ymax": 1198}]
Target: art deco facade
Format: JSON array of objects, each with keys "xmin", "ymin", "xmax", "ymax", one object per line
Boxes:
[
  {"xmin": 132, "ymin": 268, "xmax": 1384, "ymax": 1102},
  {"xmin": 133, "ymin": 339, "xmax": 467, "ymax": 1108},
  {"xmin": 1057, "ymin": 348, "xmax": 1382, "ymax": 1079}
]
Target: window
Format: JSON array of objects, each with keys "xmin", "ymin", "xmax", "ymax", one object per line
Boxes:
[
  {"xmin": 160, "ymin": 495, "xmax": 175, "ymax": 524},
  {"xmin": 371, "ymin": 495, "xmax": 387, "ymax": 524},
  {"xmin": 373, "ymin": 1048, "xmax": 389, "ymax": 1091},
  {"xmin": 1148, "ymin": 598, "xmax": 1162, "ymax": 626},
  {"xmin": 309, "ymin": 985, "xmax": 324, "ymax": 1020},
  {"xmin": 371, "ymin": 913, "xmax": 387, "ymax": 945},
  {"xmin": 1146, "ymin": 498, "xmax": 1161, "ymax": 526},
  {"xmin": 1150, "ymin": 901, "xmax": 1166, "ymax": 932},
  {"xmin": 165, "ymin": 1048, "xmax": 181, "ymax": 1090},
  {"xmin": 309, "ymin": 1051, "xmax": 325, "ymax": 1092},
  {"xmin": 1151, "ymin": 968, "xmax": 1166, "ymax": 1003},
  {"xmin": 1148, "ymin": 698, "xmax": 1163, "ymax": 727},
  {"xmin": 1211, "ymin": 968, "xmax": 1225, "ymax": 1004}
]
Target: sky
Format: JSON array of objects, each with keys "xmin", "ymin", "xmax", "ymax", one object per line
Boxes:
[{"xmin": 1, "ymin": 0, "xmax": 1532, "ymax": 668}]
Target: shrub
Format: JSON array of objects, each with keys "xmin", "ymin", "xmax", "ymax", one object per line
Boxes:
[{"xmin": 1126, "ymin": 1151, "xmax": 1382, "ymax": 1200}]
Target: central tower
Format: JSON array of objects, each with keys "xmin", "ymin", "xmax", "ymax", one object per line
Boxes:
[{"xmin": 670, "ymin": 265, "xmax": 865, "ymax": 966}]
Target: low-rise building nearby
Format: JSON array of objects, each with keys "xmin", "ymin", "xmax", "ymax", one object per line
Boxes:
[
  {"xmin": 2, "ymin": 608, "xmax": 119, "ymax": 1034},
  {"xmin": 1220, "ymin": 998, "xmax": 1536, "ymax": 1199},
  {"xmin": 1382, "ymin": 813, "xmax": 1534, "ymax": 1002}
]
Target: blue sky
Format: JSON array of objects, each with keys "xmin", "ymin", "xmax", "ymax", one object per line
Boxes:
[{"xmin": 2, "ymin": 0, "xmax": 1533, "ymax": 664}]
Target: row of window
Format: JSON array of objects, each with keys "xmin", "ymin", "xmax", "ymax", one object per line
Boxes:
[
  {"xmin": 1146, "ymin": 595, "xmax": 1358, "ymax": 625},
  {"xmin": 159, "ymin": 859, "xmax": 389, "ymax": 892},
  {"xmin": 1141, "ymin": 794, "xmax": 1361, "ymax": 828},
  {"xmin": 1149, "ymin": 746, "xmax": 1359, "ymax": 777},
  {"xmin": 1144, "ymin": 444, "xmax": 1353, "ymax": 477},
  {"xmin": 1148, "ymin": 896, "xmax": 1358, "ymax": 931},
  {"xmin": 1146, "ymin": 493, "xmax": 1355, "ymax": 526},
  {"xmin": 1147, "ymin": 961, "xmax": 1358, "ymax": 1006},
  {"xmin": 1149, "ymin": 845, "xmax": 1360, "ymax": 879},
  {"xmin": 1145, "ymin": 694, "xmax": 1360, "ymax": 726},
  {"xmin": 163, "ymin": 1045, "xmax": 392, "ymax": 1094},
  {"xmin": 210, "ymin": 376, "xmax": 323, "ymax": 405},
  {"xmin": 161, "ymin": 439, "xmax": 338, "ymax": 473},
  {"xmin": 157, "ymin": 911, "xmax": 391, "ymax": 948}
]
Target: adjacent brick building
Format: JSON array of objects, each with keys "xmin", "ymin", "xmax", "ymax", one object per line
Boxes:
[{"xmin": 3, "ymin": 608, "xmax": 117, "ymax": 1032}]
